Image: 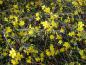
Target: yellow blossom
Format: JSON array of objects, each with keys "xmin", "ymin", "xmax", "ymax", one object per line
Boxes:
[
  {"xmin": 11, "ymin": 59, "xmax": 19, "ymax": 65},
  {"xmin": 6, "ymin": 27, "xmax": 12, "ymax": 33},
  {"xmin": 41, "ymin": 21, "xmax": 50, "ymax": 29},
  {"xmin": 50, "ymin": 13, "xmax": 58, "ymax": 20},
  {"xmin": 35, "ymin": 17, "xmax": 40, "ymax": 21},
  {"xmin": 50, "ymin": 35, "xmax": 54, "ymax": 40},
  {"xmin": 68, "ymin": 31, "xmax": 75, "ymax": 36},
  {"xmin": 35, "ymin": 57, "xmax": 40, "ymax": 62},
  {"xmin": 79, "ymin": 49, "xmax": 86, "ymax": 60},
  {"xmin": 46, "ymin": 26, "xmax": 53, "ymax": 32},
  {"xmin": 40, "ymin": 52, "xmax": 44, "ymax": 62},
  {"xmin": 58, "ymin": 40, "xmax": 63, "ymax": 44},
  {"xmin": 77, "ymin": 21, "xmax": 84, "ymax": 31},
  {"xmin": 51, "ymin": 21, "xmax": 58, "ymax": 28},
  {"xmin": 56, "ymin": 34, "xmax": 62, "ymax": 39},
  {"xmin": 77, "ymin": 27, "xmax": 84, "ymax": 31},
  {"xmin": 79, "ymin": 49, "xmax": 84, "ymax": 56},
  {"xmin": 44, "ymin": 7, "xmax": 50, "ymax": 13},
  {"xmin": 9, "ymin": 15, "xmax": 18, "ymax": 22},
  {"xmin": 9, "ymin": 48, "xmax": 16, "ymax": 58},
  {"xmin": 27, "ymin": 45, "xmax": 38, "ymax": 54},
  {"xmin": 46, "ymin": 49, "xmax": 51, "ymax": 56},
  {"xmin": 28, "ymin": 29, "xmax": 34, "ymax": 35},
  {"xmin": 16, "ymin": 52, "xmax": 23, "ymax": 61},
  {"xmin": 19, "ymin": 20, "xmax": 25, "ymax": 26},
  {"xmin": 63, "ymin": 42, "xmax": 71, "ymax": 49},
  {"xmin": 60, "ymin": 47, "xmax": 65, "ymax": 52},
  {"xmin": 26, "ymin": 56, "xmax": 32, "ymax": 63},
  {"xmin": 77, "ymin": 32, "xmax": 81, "ymax": 37},
  {"xmin": 36, "ymin": 12, "xmax": 40, "ymax": 17},
  {"xmin": 12, "ymin": 21, "xmax": 18, "ymax": 27},
  {"xmin": 50, "ymin": 44, "xmax": 55, "ymax": 56},
  {"xmin": 60, "ymin": 27, "xmax": 64, "ymax": 33},
  {"xmin": 35, "ymin": 12, "xmax": 40, "ymax": 21},
  {"xmin": 41, "ymin": 5, "xmax": 46, "ymax": 10}
]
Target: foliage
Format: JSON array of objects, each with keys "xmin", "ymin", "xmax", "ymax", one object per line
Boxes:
[{"xmin": 0, "ymin": 0, "xmax": 86, "ymax": 65}]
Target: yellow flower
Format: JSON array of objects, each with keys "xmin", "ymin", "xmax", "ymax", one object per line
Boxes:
[
  {"xmin": 58, "ymin": 40, "xmax": 63, "ymax": 44},
  {"xmin": 77, "ymin": 21, "xmax": 84, "ymax": 31},
  {"xmin": 63, "ymin": 42, "xmax": 71, "ymax": 49},
  {"xmin": 16, "ymin": 52, "xmax": 23, "ymax": 61},
  {"xmin": 60, "ymin": 27, "xmax": 64, "ymax": 33},
  {"xmin": 9, "ymin": 48, "xmax": 16, "ymax": 58},
  {"xmin": 9, "ymin": 15, "xmax": 18, "ymax": 22},
  {"xmin": 35, "ymin": 26, "xmax": 40, "ymax": 32},
  {"xmin": 56, "ymin": 34, "xmax": 62, "ymax": 39},
  {"xmin": 35, "ymin": 12, "xmax": 40, "ymax": 21},
  {"xmin": 28, "ymin": 29, "xmax": 34, "ymax": 35},
  {"xmin": 6, "ymin": 27, "xmax": 12, "ymax": 33},
  {"xmin": 77, "ymin": 27, "xmax": 84, "ymax": 31},
  {"xmin": 68, "ymin": 31, "xmax": 75, "ymax": 36},
  {"xmin": 40, "ymin": 58, "xmax": 44, "ymax": 62},
  {"xmin": 50, "ymin": 35, "xmax": 54, "ymax": 40},
  {"xmin": 40, "ymin": 52, "xmax": 44, "ymax": 58},
  {"xmin": 36, "ymin": 12, "xmax": 40, "ymax": 17},
  {"xmin": 19, "ymin": 20, "xmax": 25, "ymax": 26},
  {"xmin": 19, "ymin": 31, "xmax": 24, "ymax": 36},
  {"xmin": 79, "ymin": 49, "xmax": 86, "ymax": 60},
  {"xmin": 79, "ymin": 49, "xmax": 84, "ymax": 56},
  {"xmin": 27, "ymin": 45, "xmax": 38, "ymax": 54},
  {"xmin": 46, "ymin": 26, "xmax": 53, "ymax": 32},
  {"xmin": 50, "ymin": 13, "xmax": 58, "ymax": 20},
  {"xmin": 60, "ymin": 47, "xmax": 65, "ymax": 52},
  {"xmin": 44, "ymin": 7, "xmax": 50, "ymax": 13},
  {"xmin": 11, "ymin": 9, "xmax": 19, "ymax": 13},
  {"xmin": 35, "ymin": 17, "xmax": 40, "ymax": 21},
  {"xmin": 26, "ymin": 56, "xmax": 32, "ymax": 63},
  {"xmin": 46, "ymin": 49, "xmax": 51, "ymax": 56},
  {"xmin": 35, "ymin": 57, "xmax": 40, "ymax": 62},
  {"xmin": 12, "ymin": 21, "xmax": 18, "ymax": 27},
  {"xmin": 41, "ymin": 21, "xmax": 50, "ymax": 29},
  {"xmin": 50, "ymin": 44, "xmax": 55, "ymax": 56},
  {"xmin": 41, "ymin": 5, "xmax": 46, "ymax": 10},
  {"xmin": 77, "ymin": 32, "xmax": 81, "ymax": 37},
  {"xmin": 28, "ymin": 46, "xmax": 34, "ymax": 52},
  {"xmin": 51, "ymin": 21, "xmax": 58, "ymax": 28},
  {"xmin": 40, "ymin": 52, "xmax": 44, "ymax": 62},
  {"xmin": 11, "ymin": 59, "xmax": 19, "ymax": 65}
]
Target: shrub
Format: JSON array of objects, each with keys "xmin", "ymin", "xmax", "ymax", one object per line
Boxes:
[{"xmin": 0, "ymin": 0, "xmax": 86, "ymax": 65}]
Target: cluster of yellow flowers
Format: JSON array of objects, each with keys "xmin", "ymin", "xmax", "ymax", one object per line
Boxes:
[
  {"xmin": 9, "ymin": 48, "xmax": 23, "ymax": 65},
  {"xmin": 0, "ymin": 0, "xmax": 86, "ymax": 65},
  {"xmin": 46, "ymin": 44, "xmax": 58, "ymax": 56},
  {"xmin": 77, "ymin": 21, "xmax": 84, "ymax": 31}
]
